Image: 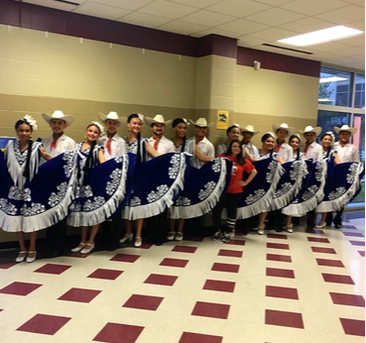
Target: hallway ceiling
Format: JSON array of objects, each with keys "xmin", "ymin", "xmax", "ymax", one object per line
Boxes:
[{"xmin": 22, "ymin": 0, "xmax": 365, "ymax": 71}]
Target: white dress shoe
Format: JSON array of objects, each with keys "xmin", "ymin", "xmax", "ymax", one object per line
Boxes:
[
  {"xmin": 16, "ymin": 251, "xmax": 27, "ymax": 263},
  {"xmin": 71, "ymin": 242, "xmax": 86, "ymax": 253},
  {"xmin": 120, "ymin": 233, "xmax": 133, "ymax": 243},
  {"xmin": 80, "ymin": 243, "xmax": 95, "ymax": 254},
  {"xmin": 26, "ymin": 251, "xmax": 37, "ymax": 263}
]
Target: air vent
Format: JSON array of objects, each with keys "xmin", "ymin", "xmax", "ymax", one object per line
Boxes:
[
  {"xmin": 51, "ymin": 0, "xmax": 82, "ymax": 5},
  {"xmin": 262, "ymin": 43, "xmax": 313, "ymax": 55}
]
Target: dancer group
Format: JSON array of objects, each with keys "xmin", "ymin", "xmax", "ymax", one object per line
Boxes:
[{"xmin": 0, "ymin": 111, "xmax": 363, "ymax": 263}]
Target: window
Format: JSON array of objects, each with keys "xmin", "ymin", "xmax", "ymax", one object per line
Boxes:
[{"xmin": 355, "ymin": 74, "xmax": 365, "ymax": 109}]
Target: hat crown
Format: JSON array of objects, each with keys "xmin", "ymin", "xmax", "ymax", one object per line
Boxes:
[
  {"xmin": 52, "ymin": 110, "xmax": 66, "ymax": 118},
  {"xmin": 105, "ymin": 111, "xmax": 119, "ymax": 120},
  {"xmin": 242, "ymin": 124, "xmax": 254, "ymax": 132},
  {"xmin": 152, "ymin": 114, "xmax": 166, "ymax": 123},
  {"xmin": 196, "ymin": 118, "xmax": 208, "ymax": 126}
]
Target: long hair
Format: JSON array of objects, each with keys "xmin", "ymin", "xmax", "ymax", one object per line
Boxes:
[
  {"xmin": 83, "ymin": 123, "xmax": 100, "ymax": 179},
  {"xmin": 289, "ymin": 134, "xmax": 301, "ymax": 160},
  {"xmin": 128, "ymin": 113, "xmax": 143, "ymax": 163},
  {"xmin": 225, "ymin": 139, "xmax": 245, "ymax": 165},
  {"xmin": 172, "ymin": 118, "xmax": 187, "ymax": 152},
  {"xmin": 15, "ymin": 119, "xmax": 33, "ymax": 178}
]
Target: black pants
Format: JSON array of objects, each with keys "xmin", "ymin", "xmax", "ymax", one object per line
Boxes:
[
  {"xmin": 98, "ymin": 215, "xmax": 123, "ymax": 251},
  {"xmin": 147, "ymin": 210, "xmax": 168, "ymax": 245},
  {"xmin": 212, "ymin": 193, "xmax": 242, "ymax": 234},
  {"xmin": 326, "ymin": 208, "xmax": 344, "ymax": 226},
  {"xmin": 46, "ymin": 218, "xmax": 67, "ymax": 255},
  {"xmin": 267, "ymin": 210, "xmax": 285, "ymax": 232},
  {"xmin": 306, "ymin": 209, "xmax": 316, "ymax": 230}
]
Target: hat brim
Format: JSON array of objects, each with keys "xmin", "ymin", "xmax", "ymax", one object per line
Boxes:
[
  {"xmin": 188, "ymin": 119, "xmax": 214, "ymax": 127},
  {"xmin": 299, "ymin": 127, "xmax": 322, "ymax": 137},
  {"xmin": 145, "ymin": 117, "xmax": 172, "ymax": 126},
  {"xmin": 272, "ymin": 124, "xmax": 296, "ymax": 137},
  {"xmin": 98, "ymin": 113, "xmax": 125, "ymax": 124},
  {"xmin": 334, "ymin": 127, "xmax": 357, "ymax": 135},
  {"xmin": 241, "ymin": 129, "xmax": 261, "ymax": 135},
  {"xmin": 42, "ymin": 113, "xmax": 75, "ymax": 126}
]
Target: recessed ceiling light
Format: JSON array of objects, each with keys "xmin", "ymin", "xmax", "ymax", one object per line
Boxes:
[
  {"xmin": 319, "ymin": 76, "xmax": 348, "ymax": 83},
  {"xmin": 278, "ymin": 26, "xmax": 363, "ymax": 46}
]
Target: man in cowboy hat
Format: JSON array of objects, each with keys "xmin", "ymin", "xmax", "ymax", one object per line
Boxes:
[
  {"xmin": 145, "ymin": 114, "xmax": 175, "ymax": 160},
  {"xmin": 240, "ymin": 124, "xmax": 260, "ymax": 159},
  {"xmin": 42, "ymin": 110, "xmax": 76, "ymax": 258},
  {"xmin": 97, "ymin": 111, "xmax": 127, "ymax": 251},
  {"xmin": 98, "ymin": 111, "xmax": 126, "ymax": 161},
  {"xmin": 327, "ymin": 125, "xmax": 360, "ymax": 228},
  {"xmin": 272, "ymin": 123, "xmax": 295, "ymax": 162},
  {"xmin": 187, "ymin": 117, "xmax": 215, "ymax": 168},
  {"xmin": 300, "ymin": 125, "xmax": 323, "ymax": 162}
]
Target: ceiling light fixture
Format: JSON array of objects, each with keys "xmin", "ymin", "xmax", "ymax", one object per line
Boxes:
[{"xmin": 278, "ymin": 26, "xmax": 363, "ymax": 47}]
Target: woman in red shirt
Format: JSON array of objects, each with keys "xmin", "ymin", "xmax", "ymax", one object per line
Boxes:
[{"xmin": 212, "ymin": 139, "xmax": 257, "ymax": 242}]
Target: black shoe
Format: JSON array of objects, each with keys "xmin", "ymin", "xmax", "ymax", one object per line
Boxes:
[
  {"xmin": 222, "ymin": 233, "xmax": 230, "ymax": 243},
  {"xmin": 46, "ymin": 251, "xmax": 63, "ymax": 258},
  {"xmin": 334, "ymin": 224, "xmax": 341, "ymax": 229},
  {"xmin": 275, "ymin": 229, "xmax": 282, "ymax": 232},
  {"xmin": 212, "ymin": 231, "xmax": 222, "ymax": 240}
]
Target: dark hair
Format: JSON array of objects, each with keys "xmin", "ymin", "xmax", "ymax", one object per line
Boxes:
[
  {"xmin": 226, "ymin": 125, "xmax": 240, "ymax": 137},
  {"xmin": 172, "ymin": 118, "xmax": 187, "ymax": 152},
  {"xmin": 15, "ymin": 119, "xmax": 33, "ymax": 178},
  {"xmin": 260, "ymin": 133, "xmax": 275, "ymax": 157},
  {"xmin": 225, "ymin": 139, "xmax": 245, "ymax": 165},
  {"xmin": 289, "ymin": 134, "xmax": 301, "ymax": 160},
  {"xmin": 83, "ymin": 124, "xmax": 101, "ymax": 179},
  {"xmin": 127, "ymin": 114, "xmax": 143, "ymax": 163},
  {"xmin": 320, "ymin": 133, "xmax": 334, "ymax": 158}
]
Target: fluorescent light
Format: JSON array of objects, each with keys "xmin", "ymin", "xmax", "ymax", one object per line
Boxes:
[
  {"xmin": 319, "ymin": 76, "xmax": 348, "ymax": 83},
  {"xmin": 278, "ymin": 26, "xmax": 363, "ymax": 46}
]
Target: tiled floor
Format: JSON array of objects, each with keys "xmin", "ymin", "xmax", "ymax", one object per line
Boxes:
[{"xmin": 0, "ymin": 211, "xmax": 364, "ymax": 343}]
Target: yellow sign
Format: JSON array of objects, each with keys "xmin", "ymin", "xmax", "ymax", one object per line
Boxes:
[{"xmin": 216, "ymin": 110, "xmax": 229, "ymax": 129}]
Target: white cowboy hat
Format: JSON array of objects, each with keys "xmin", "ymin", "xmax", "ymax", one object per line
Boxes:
[
  {"xmin": 189, "ymin": 117, "xmax": 214, "ymax": 128},
  {"xmin": 42, "ymin": 110, "xmax": 75, "ymax": 126},
  {"xmin": 241, "ymin": 124, "xmax": 260, "ymax": 135},
  {"xmin": 272, "ymin": 123, "xmax": 295, "ymax": 136},
  {"xmin": 334, "ymin": 125, "xmax": 358, "ymax": 135},
  {"xmin": 98, "ymin": 111, "xmax": 124, "ymax": 123},
  {"xmin": 145, "ymin": 114, "xmax": 172, "ymax": 126},
  {"xmin": 299, "ymin": 125, "xmax": 322, "ymax": 137}
]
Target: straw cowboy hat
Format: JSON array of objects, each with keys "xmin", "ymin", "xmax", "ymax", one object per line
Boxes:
[
  {"xmin": 299, "ymin": 125, "xmax": 322, "ymax": 137},
  {"xmin": 334, "ymin": 125, "xmax": 358, "ymax": 135},
  {"xmin": 241, "ymin": 124, "xmax": 260, "ymax": 135},
  {"xmin": 189, "ymin": 118, "xmax": 214, "ymax": 127},
  {"xmin": 145, "ymin": 114, "xmax": 172, "ymax": 126},
  {"xmin": 42, "ymin": 110, "xmax": 75, "ymax": 126},
  {"xmin": 272, "ymin": 123, "xmax": 295, "ymax": 136},
  {"xmin": 98, "ymin": 111, "xmax": 125, "ymax": 123}
]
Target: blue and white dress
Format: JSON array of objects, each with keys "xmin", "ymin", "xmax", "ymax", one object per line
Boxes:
[
  {"xmin": 67, "ymin": 142, "xmax": 130, "ymax": 227},
  {"xmin": 0, "ymin": 140, "xmax": 77, "ymax": 232}
]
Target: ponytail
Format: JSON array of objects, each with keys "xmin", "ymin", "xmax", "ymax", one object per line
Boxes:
[
  {"xmin": 22, "ymin": 140, "xmax": 33, "ymax": 178},
  {"xmin": 83, "ymin": 141, "xmax": 97, "ymax": 181},
  {"xmin": 137, "ymin": 132, "xmax": 142, "ymax": 163}
]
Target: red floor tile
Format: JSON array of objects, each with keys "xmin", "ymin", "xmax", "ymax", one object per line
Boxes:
[
  {"xmin": 192, "ymin": 301, "xmax": 230, "ymax": 319},
  {"xmin": 266, "ymin": 285, "xmax": 299, "ymax": 300},
  {"xmin": 0, "ymin": 281, "xmax": 42, "ymax": 296},
  {"xmin": 203, "ymin": 279, "xmax": 236, "ymax": 293},
  {"xmin": 342, "ymin": 225, "xmax": 357, "ymax": 229},
  {"xmin": 110, "ymin": 254, "xmax": 140, "ymax": 263},
  {"xmin": 17, "ymin": 313, "xmax": 71, "ymax": 335},
  {"xmin": 0, "ymin": 262, "xmax": 16, "ymax": 269},
  {"xmin": 88, "ymin": 269, "xmax": 123, "ymax": 280},
  {"xmin": 266, "ymin": 267, "xmax": 295, "ymax": 279},
  {"xmin": 316, "ymin": 258, "xmax": 345, "ymax": 268},
  {"xmin": 322, "ymin": 273, "xmax": 355, "ymax": 285},
  {"xmin": 144, "ymin": 273, "xmax": 178, "ymax": 286},
  {"xmin": 265, "ymin": 309, "xmax": 304, "ymax": 329},
  {"xmin": 211, "ymin": 262, "xmax": 240, "ymax": 273},
  {"xmin": 267, "ymin": 233, "xmax": 287, "ymax": 239},
  {"xmin": 34, "ymin": 263, "xmax": 71, "ymax": 275},
  {"xmin": 136, "ymin": 243, "xmax": 153, "ymax": 249},
  {"xmin": 65, "ymin": 252, "xmax": 89, "ymax": 258},
  {"xmin": 123, "ymin": 294, "xmax": 163, "ymax": 311},
  {"xmin": 350, "ymin": 240, "xmax": 365, "ymax": 246},
  {"xmin": 340, "ymin": 318, "xmax": 365, "ymax": 336},
  {"xmin": 93, "ymin": 322, "xmax": 144, "ymax": 343},
  {"xmin": 266, "ymin": 254, "xmax": 292, "ymax": 263},
  {"xmin": 179, "ymin": 332, "xmax": 223, "ymax": 343},
  {"xmin": 218, "ymin": 249, "xmax": 243, "ymax": 258},
  {"xmin": 224, "ymin": 239, "xmax": 245, "ymax": 246},
  {"xmin": 343, "ymin": 232, "xmax": 364, "ymax": 237},
  {"xmin": 58, "ymin": 287, "xmax": 101, "ymax": 303},
  {"xmin": 267, "ymin": 243, "xmax": 289, "ymax": 250},
  {"xmin": 160, "ymin": 258, "xmax": 189, "ymax": 268},
  {"xmin": 308, "ymin": 229, "xmax": 325, "ymax": 234},
  {"xmin": 330, "ymin": 293, "xmax": 365, "ymax": 307},
  {"xmin": 359, "ymin": 251, "xmax": 365, "ymax": 257},
  {"xmin": 172, "ymin": 246, "xmax": 197, "ymax": 253},
  {"xmin": 311, "ymin": 247, "xmax": 336, "ymax": 254},
  {"xmin": 307, "ymin": 237, "xmax": 330, "ymax": 243}
]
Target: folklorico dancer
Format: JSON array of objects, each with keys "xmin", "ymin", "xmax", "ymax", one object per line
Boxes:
[
  {"xmin": 216, "ymin": 124, "xmax": 241, "ymax": 156},
  {"xmin": 42, "ymin": 110, "xmax": 76, "ymax": 258},
  {"xmin": 240, "ymin": 125, "xmax": 260, "ymax": 159}
]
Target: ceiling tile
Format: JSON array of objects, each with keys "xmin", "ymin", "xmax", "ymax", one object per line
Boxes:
[
  {"xmin": 137, "ymin": 0, "xmax": 199, "ymax": 19},
  {"xmin": 237, "ymin": 36, "xmax": 267, "ymax": 48},
  {"xmin": 206, "ymin": 0, "xmax": 270, "ymax": 18},
  {"xmin": 279, "ymin": 17, "xmax": 335, "ymax": 33},
  {"xmin": 157, "ymin": 20, "xmax": 210, "ymax": 35},
  {"xmin": 179, "ymin": 10, "xmax": 237, "ymax": 26},
  {"xmin": 341, "ymin": 35, "xmax": 365, "ymax": 47},
  {"xmin": 348, "ymin": 20, "xmax": 365, "ymax": 30},
  {"xmin": 118, "ymin": 12, "xmax": 172, "ymax": 28},
  {"xmin": 280, "ymin": 0, "xmax": 350, "ymax": 16},
  {"xmin": 256, "ymin": 0, "xmax": 292, "ymax": 5},
  {"xmin": 23, "ymin": 0, "xmax": 78, "ymax": 11},
  {"xmin": 310, "ymin": 41, "xmax": 351, "ymax": 52},
  {"xmin": 217, "ymin": 19, "xmax": 269, "ymax": 35},
  {"xmin": 315, "ymin": 5, "xmax": 365, "ymax": 24},
  {"xmin": 93, "ymin": 0, "xmax": 154, "ymax": 11},
  {"xmin": 249, "ymin": 27, "xmax": 299, "ymax": 41},
  {"xmin": 74, "ymin": 1, "xmax": 131, "ymax": 20},
  {"xmin": 191, "ymin": 27, "xmax": 242, "ymax": 38},
  {"xmin": 244, "ymin": 7, "xmax": 305, "ymax": 26},
  {"xmin": 328, "ymin": 45, "xmax": 365, "ymax": 56},
  {"xmin": 168, "ymin": 0, "xmax": 223, "ymax": 8}
]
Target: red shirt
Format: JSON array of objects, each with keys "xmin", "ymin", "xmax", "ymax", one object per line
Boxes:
[{"xmin": 220, "ymin": 154, "xmax": 255, "ymax": 194}]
